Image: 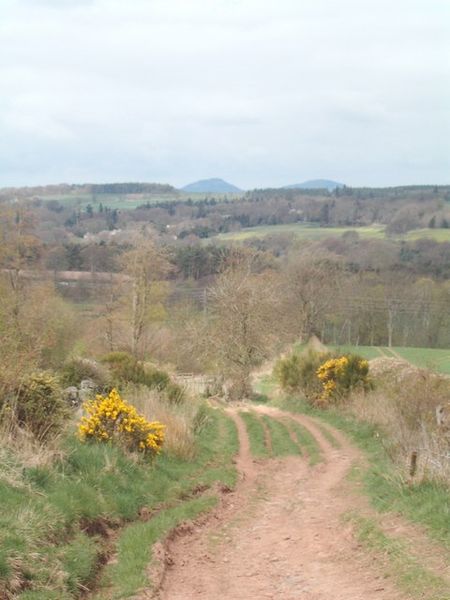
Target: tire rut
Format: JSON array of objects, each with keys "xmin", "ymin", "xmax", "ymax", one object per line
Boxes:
[
  {"xmin": 269, "ymin": 408, "xmax": 450, "ymax": 590},
  {"xmin": 256, "ymin": 406, "xmax": 450, "ymax": 587},
  {"xmin": 255, "ymin": 412, "xmax": 273, "ymax": 456},
  {"xmin": 159, "ymin": 406, "xmax": 407, "ymax": 600}
]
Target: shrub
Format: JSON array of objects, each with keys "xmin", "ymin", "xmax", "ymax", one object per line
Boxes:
[
  {"xmin": 274, "ymin": 353, "xmax": 302, "ymax": 392},
  {"xmin": 12, "ymin": 372, "xmax": 69, "ymax": 440},
  {"xmin": 317, "ymin": 354, "xmax": 370, "ymax": 404},
  {"xmin": 144, "ymin": 366, "xmax": 170, "ymax": 389},
  {"xmin": 164, "ymin": 381, "xmax": 185, "ymax": 405},
  {"xmin": 275, "ymin": 350, "xmax": 333, "ymax": 401},
  {"xmin": 101, "ymin": 352, "xmax": 184, "ymax": 403},
  {"xmin": 78, "ymin": 389, "xmax": 165, "ymax": 457},
  {"xmin": 101, "ymin": 352, "xmax": 145, "ymax": 384},
  {"xmin": 60, "ymin": 357, "xmax": 110, "ymax": 390}
]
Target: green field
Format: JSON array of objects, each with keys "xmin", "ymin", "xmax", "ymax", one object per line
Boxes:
[
  {"xmin": 403, "ymin": 228, "xmax": 450, "ymax": 242},
  {"xmin": 383, "ymin": 346, "xmax": 450, "ymax": 375},
  {"xmin": 329, "ymin": 345, "xmax": 383, "ymax": 361},
  {"xmin": 217, "ymin": 223, "xmax": 450, "ymax": 243},
  {"xmin": 37, "ymin": 191, "xmax": 243, "ymax": 211},
  {"xmin": 217, "ymin": 223, "xmax": 386, "ymax": 241},
  {"xmin": 333, "ymin": 345, "xmax": 450, "ymax": 375},
  {"xmin": 294, "ymin": 343, "xmax": 450, "ymax": 375},
  {"xmin": 41, "ymin": 193, "xmax": 182, "ymax": 210}
]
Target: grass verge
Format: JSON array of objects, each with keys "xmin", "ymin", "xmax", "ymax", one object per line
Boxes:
[
  {"xmin": 252, "ymin": 374, "xmax": 277, "ymax": 399},
  {"xmin": 279, "ymin": 395, "xmax": 450, "ymax": 549},
  {"xmin": 0, "ymin": 407, "xmax": 238, "ymax": 599},
  {"xmin": 345, "ymin": 512, "xmax": 450, "ymax": 600},
  {"xmin": 94, "ymin": 496, "xmax": 217, "ymax": 600}
]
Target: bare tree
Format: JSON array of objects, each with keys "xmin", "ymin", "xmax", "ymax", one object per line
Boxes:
[
  {"xmin": 283, "ymin": 249, "xmax": 341, "ymax": 343},
  {"xmin": 120, "ymin": 238, "xmax": 172, "ymax": 357},
  {"xmin": 207, "ymin": 258, "xmax": 280, "ymax": 399}
]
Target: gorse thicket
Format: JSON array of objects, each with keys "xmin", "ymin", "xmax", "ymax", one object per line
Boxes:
[
  {"xmin": 275, "ymin": 351, "xmax": 370, "ymax": 406},
  {"xmin": 316, "ymin": 355, "xmax": 370, "ymax": 404},
  {"xmin": 79, "ymin": 389, "xmax": 165, "ymax": 456}
]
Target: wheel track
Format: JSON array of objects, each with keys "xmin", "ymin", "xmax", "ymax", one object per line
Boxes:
[
  {"xmin": 259, "ymin": 406, "xmax": 450, "ymax": 585},
  {"xmin": 271, "ymin": 407, "xmax": 450, "ymax": 586},
  {"xmin": 255, "ymin": 411, "xmax": 273, "ymax": 456},
  {"xmin": 159, "ymin": 406, "xmax": 408, "ymax": 600}
]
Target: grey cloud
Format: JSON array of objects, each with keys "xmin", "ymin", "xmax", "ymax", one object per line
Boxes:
[
  {"xmin": 18, "ymin": 0, "xmax": 94, "ymax": 7},
  {"xmin": 1, "ymin": 0, "xmax": 449, "ymax": 187}
]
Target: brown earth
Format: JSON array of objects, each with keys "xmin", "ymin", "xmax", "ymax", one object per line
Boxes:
[{"xmin": 155, "ymin": 405, "xmax": 418, "ymax": 600}]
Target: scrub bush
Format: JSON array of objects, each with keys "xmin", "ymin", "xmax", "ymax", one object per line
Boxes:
[
  {"xmin": 12, "ymin": 372, "xmax": 68, "ymax": 440},
  {"xmin": 78, "ymin": 389, "xmax": 165, "ymax": 457}
]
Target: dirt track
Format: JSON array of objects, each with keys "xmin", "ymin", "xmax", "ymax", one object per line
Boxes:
[{"xmin": 158, "ymin": 405, "xmax": 411, "ymax": 600}]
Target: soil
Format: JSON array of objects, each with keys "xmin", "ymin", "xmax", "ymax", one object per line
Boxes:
[{"xmin": 157, "ymin": 405, "xmax": 410, "ymax": 600}]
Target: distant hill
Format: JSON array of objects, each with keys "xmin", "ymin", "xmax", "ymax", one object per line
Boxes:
[
  {"xmin": 0, "ymin": 182, "xmax": 177, "ymax": 196},
  {"xmin": 284, "ymin": 179, "xmax": 345, "ymax": 191},
  {"xmin": 181, "ymin": 178, "xmax": 242, "ymax": 193}
]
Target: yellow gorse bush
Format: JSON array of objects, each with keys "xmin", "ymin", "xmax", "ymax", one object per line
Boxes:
[
  {"xmin": 317, "ymin": 356, "xmax": 349, "ymax": 382},
  {"xmin": 317, "ymin": 355, "xmax": 369, "ymax": 403},
  {"xmin": 78, "ymin": 389, "xmax": 165, "ymax": 456}
]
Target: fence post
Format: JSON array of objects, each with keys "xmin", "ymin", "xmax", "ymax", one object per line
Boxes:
[{"xmin": 409, "ymin": 450, "xmax": 418, "ymax": 479}]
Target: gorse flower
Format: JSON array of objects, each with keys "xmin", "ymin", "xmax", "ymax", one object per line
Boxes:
[
  {"xmin": 316, "ymin": 355, "xmax": 369, "ymax": 403},
  {"xmin": 78, "ymin": 389, "xmax": 165, "ymax": 456}
]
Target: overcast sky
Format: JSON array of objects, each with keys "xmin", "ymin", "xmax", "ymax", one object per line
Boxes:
[{"xmin": 1, "ymin": 0, "xmax": 449, "ymax": 189}]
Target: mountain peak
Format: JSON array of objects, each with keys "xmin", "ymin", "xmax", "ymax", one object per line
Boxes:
[
  {"xmin": 181, "ymin": 178, "xmax": 242, "ymax": 193},
  {"xmin": 284, "ymin": 179, "xmax": 345, "ymax": 191}
]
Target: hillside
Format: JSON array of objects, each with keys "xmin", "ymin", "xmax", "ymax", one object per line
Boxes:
[
  {"xmin": 0, "ymin": 182, "xmax": 177, "ymax": 198},
  {"xmin": 284, "ymin": 179, "xmax": 345, "ymax": 190},
  {"xmin": 181, "ymin": 178, "xmax": 242, "ymax": 193}
]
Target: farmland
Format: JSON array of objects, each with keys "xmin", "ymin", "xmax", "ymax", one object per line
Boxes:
[
  {"xmin": 4, "ymin": 182, "xmax": 450, "ymax": 247},
  {"xmin": 295, "ymin": 343, "xmax": 450, "ymax": 375},
  {"xmin": 31, "ymin": 191, "xmax": 243, "ymax": 211},
  {"xmin": 403, "ymin": 228, "xmax": 450, "ymax": 242},
  {"xmin": 217, "ymin": 223, "xmax": 386, "ymax": 241},
  {"xmin": 40, "ymin": 192, "xmax": 182, "ymax": 210},
  {"xmin": 217, "ymin": 223, "xmax": 450, "ymax": 243}
]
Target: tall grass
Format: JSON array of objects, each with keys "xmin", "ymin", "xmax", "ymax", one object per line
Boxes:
[
  {"xmin": 123, "ymin": 383, "xmax": 204, "ymax": 460},
  {"xmin": 350, "ymin": 370, "xmax": 450, "ymax": 483}
]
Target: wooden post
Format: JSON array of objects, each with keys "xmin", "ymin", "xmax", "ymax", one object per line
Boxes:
[{"xmin": 409, "ymin": 451, "xmax": 418, "ymax": 478}]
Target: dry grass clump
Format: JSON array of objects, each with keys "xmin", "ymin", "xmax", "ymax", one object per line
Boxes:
[
  {"xmin": 0, "ymin": 406, "xmax": 66, "ymax": 475},
  {"xmin": 369, "ymin": 356, "xmax": 426, "ymax": 384},
  {"xmin": 123, "ymin": 384, "xmax": 205, "ymax": 460},
  {"xmin": 351, "ymin": 363, "xmax": 450, "ymax": 482},
  {"xmin": 0, "ymin": 410, "xmax": 69, "ymax": 597},
  {"xmin": 0, "ymin": 372, "xmax": 71, "ymax": 489}
]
